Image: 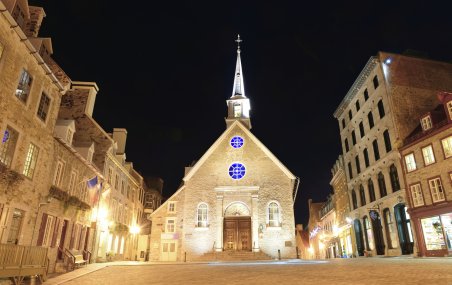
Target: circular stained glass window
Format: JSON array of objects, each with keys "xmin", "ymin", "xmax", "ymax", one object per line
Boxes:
[
  {"xmin": 230, "ymin": 136, "xmax": 244, "ymax": 148},
  {"xmin": 229, "ymin": 163, "xmax": 246, "ymax": 180}
]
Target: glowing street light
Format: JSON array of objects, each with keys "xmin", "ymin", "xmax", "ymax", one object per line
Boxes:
[{"xmin": 130, "ymin": 225, "xmax": 140, "ymax": 234}]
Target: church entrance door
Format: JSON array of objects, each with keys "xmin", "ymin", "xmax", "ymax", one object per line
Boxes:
[{"xmin": 223, "ymin": 217, "xmax": 251, "ymax": 251}]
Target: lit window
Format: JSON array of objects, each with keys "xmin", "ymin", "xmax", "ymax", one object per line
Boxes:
[
  {"xmin": 166, "ymin": 219, "xmax": 175, "ymax": 233},
  {"xmin": 197, "ymin": 204, "xmax": 208, "ymax": 227},
  {"xmin": 53, "ymin": 160, "xmax": 65, "ymax": 186},
  {"xmin": 268, "ymin": 202, "xmax": 280, "ymax": 227},
  {"xmin": 168, "ymin": 202, "xmax": 176, "ymax": 213},
  {"xmin": 0, "ymin": 126, "xmax": 19, "ymax": 167},
  {"xmin": 429, "ymin": 178, "xmax": 445, "ymax": 203},
  {"xmin": 410, "ymin": 184, "xmax": 424, "ymax": 207},
  {"xmin": 404, "ymin": 153, "xmax": 417, "ymax": 172},
  {"xmin": 447, "ymin": 101, "xmax": 452, "ymax": 120},
  {"xmin": 420, "ymin": 116, "xmax": 432, "ymax": 131},
  {"xmin": 37, "ymin": 93, "xmax": 51, "ymax": 122},
  {"xmin": 15, "ymin": 69, "xmax": 32, "ymax": 103},
  {"xmin": 23, "ymin": 143, "xmax": 39, "ymax": 178},
  {"xmin": 441, "ymin": 136, "xmax": 452, "ymax": 158},
  {"xmin": 228, "ymin": 163, "xmax": 246, "ymax": 180},
  {"xmin": 422, "ymin": 145, "xmax": 435, "ymax": 166},
  {"xmin": 230, "ymin": 136, "xmax": 244, "ymax": 148},
  {"xmin": 233, "ymin": 103, "xmax": 241, "ymax": 117}
]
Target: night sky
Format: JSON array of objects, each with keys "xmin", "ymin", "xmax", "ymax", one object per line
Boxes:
[{"xmin": 31, "ymin": 0, "xmax": 452, "ymax": 226}]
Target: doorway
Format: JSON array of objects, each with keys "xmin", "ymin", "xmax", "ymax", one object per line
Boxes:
[
  {"xmin": 223, "ymin": 217, "xmax": 251, "ymax": 251},
  {"xmin": 161, "ymin": 241, "xmax": 177, "ymax": 261},
  {"xmin": 370, "ymin": 211, "xmax": 386, "ymax": 255},
  {"xmin": 394, "ymin": 204, "xmax": 414, "ymax": 254},
  {"xmin": 58, "ymin": 220, "xmax": 68, "ymax": 260}
]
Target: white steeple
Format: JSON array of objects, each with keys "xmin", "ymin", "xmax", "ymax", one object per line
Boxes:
[{"xmin": 226, "ymin": 34, "xmax": 251, "ymax": 129}]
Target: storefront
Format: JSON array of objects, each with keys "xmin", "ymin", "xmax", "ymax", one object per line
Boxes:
[{"xmin": 410, "ymin": 203, "xmax": 452, "ymax": 257}]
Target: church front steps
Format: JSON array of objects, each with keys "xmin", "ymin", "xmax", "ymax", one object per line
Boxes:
[{"xmin": 190, "ymin": 251, "xmax": 273, "ymax": 262}]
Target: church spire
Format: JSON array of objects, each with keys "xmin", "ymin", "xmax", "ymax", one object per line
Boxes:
[
  {"xmin": 232, "ymin": 35, "xmax": 246, "ymax": 98},
  {"xmin": 225, "ymin": 34, "xmax": 251, "ymax": 130}
]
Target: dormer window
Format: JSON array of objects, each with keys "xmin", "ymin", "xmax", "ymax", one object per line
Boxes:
[
  {"xmin": 420, "ymin": 115, "xmax": 432, "ymax": 131},
  {"xmin": 447, "ymin": 101, "xmax": 452, "ymax": 120},
  {"xmin": 12, "ymin": 3, "xmax": 26, "ymax": 30}
]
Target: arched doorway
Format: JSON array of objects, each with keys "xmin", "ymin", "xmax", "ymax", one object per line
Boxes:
[
  {"xmin": 353, "ymin": 219, "xmax": 365, "ymax": 256},
  {"xmin": 369, "ymin": 210, "xmax": 385, "ymax": 255},
  {"xmin": 223, "ymin": 202, "xmax": 251, "ymax": 251},
  {"xmin": 394, "ymin": 204, "xmax": 414, "ymax": 254}
]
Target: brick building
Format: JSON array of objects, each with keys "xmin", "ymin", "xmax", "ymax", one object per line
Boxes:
[
  {"xmin": 149, "ymin": 38, "xmax": 300, "ymax": 261},
  {"xmin": 400, "ymin": 92, "xmax": 452, "ymax": 257},
  {"xmin": 333, "ymin": 52, "xmax": 452, "ymax": 256}
]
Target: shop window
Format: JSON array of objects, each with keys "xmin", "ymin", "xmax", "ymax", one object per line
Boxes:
[{"xmin": 421, "ymin": 216, "xmax": 446, "ymax": 251}]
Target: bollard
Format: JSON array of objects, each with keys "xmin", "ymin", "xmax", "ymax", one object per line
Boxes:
[
  {"xmin": 296, "ymin": 246, "xmax": 300, "ymax": 259},
  {"xmin": 278, "ymin": 249, "xmax": 281, "ymax": 260},
  {"xmin": 184, "ymin": 251, "xmax": 187, "ymax": 262}
]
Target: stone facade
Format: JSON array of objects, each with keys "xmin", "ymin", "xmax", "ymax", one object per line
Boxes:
[
  {"xmin": 400, "ymin": 92, "xmax": 452, "ymax": 257},
  {"xmin": 333, "ymin": 52, "xmax": 452, "ymax": 257}
]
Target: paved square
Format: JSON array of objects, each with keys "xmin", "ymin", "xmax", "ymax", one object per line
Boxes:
[{"xmin": 57, "ymin": 258, "xmax": 452, "ymax": 285}]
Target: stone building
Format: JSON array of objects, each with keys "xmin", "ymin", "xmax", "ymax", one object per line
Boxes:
[
  {"xmin": 0, "ymin": 0, "xmax": 66, "ymax": 250},
  {"xmin": 333, "ymin": 52, "xmax": 452, "ymax": 256},
  {"xmin": 330, "ymin": 156, "xmax": 355, "ymax": 257},
  {"xmin": 149, "ymin": 37, "xmax": 300, "ymax": 261},
  {"xmin": 306, "ymin": 199, "xmax": 324, "ymax": 259},
  {"xmin": 294, "ymin": 224, "xmax": 310, "ymax": 259},
  {"xmin": 400, "ymin": 92, "xmax": 452, "ymax": 257}
]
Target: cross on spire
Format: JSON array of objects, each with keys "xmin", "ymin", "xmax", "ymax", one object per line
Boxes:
[{"xmin": 235, "ymin": 34, "xmax": 242, "ymax": 52}]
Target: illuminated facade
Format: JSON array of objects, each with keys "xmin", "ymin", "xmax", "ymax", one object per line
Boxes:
[
  {"xmin": 149, "ymin": 37, "xmax": 300, "ymax": 261},
  {"xmin": 333, "ymin": 52, "xmax": 452, "ymax": 257},
  {"xmin": 400, "ymin": 92, "xmax": 452, "ymax": 257}
]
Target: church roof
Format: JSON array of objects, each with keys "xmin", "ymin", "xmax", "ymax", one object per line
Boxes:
[{"xmin": 183, "ymin": 120, "xmax": 296, "ymax": 181}]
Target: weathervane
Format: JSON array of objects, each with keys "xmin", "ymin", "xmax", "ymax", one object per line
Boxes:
[{"xmin": 235, "ymin": 34, "xmax": 242, "ymax": 52}]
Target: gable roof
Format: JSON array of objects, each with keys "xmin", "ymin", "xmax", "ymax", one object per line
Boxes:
[
  {"xmin": 150, "ymin": 185, "xmax": 185, "ymax": 217},
  {"xmin": 183, "ymin": 120, "xmax": 296, "ymax": 181}
]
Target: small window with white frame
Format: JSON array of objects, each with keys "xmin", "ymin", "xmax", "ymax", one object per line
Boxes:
[
  {"xmin": 442, "ymin": 136, "xmax": 452, "ymax": 158},
  {"xmin": 166, "ymin": 218, "xmax": 176, "ymax": 233},
  {"xmin": 196, "ymin": 203, "xmax": 208, "ymax": 228},
  {"xmin": 429, "ymin": 177, "xmax": 445, "ymax": 203},
  {"xmin": 53, "ymin": 160, "xmax": 65, "ymax": 186},
  {"xmin": 410, "ymin": 184, "xmax": 424, "ymax": 207},
  {"xmin": 23, "ymin": 143, "xmax": 39, "ymax": 178},
  {"xmin": 267, "ymin": 201, "xmax": 281, "ymax": 227},
  {"xmin": 404, "ymin": 153, "xmax": 417, "ymax": 172},
  {"xmin": 168, "ymin": 202, "xmax": 176, "ymax": 213},
  {"xmin": 41, "ymin": 214, "xmax": 55, "ymax": 247},
  {"xmin": 15, "ymin": 69, "xmax": 33, "ymax": 103},
  {"xmin": 421, "ymin": 145, "xmax": 435, "ymax": 166},
  {"xmin": 420, "ymin": 116, "xmax": 432, "ymax": 131}
]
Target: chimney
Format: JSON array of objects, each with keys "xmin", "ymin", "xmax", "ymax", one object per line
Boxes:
[
  {"xmin": 70, "ymin": 81, "xmax": 99, "ymax": 117},
  {"xmin": 25, "ymin": 6, "xmax": 46, "ymax": 37},
  {"xmin": 113, "ymin": 128, "xmax": 127, "ymax": 154}
]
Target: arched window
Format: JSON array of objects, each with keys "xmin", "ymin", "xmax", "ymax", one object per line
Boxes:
[
  {"xmin": 378, "ymin": 172, "xmax": 387, "ymax": 198},
  {"xmin": 268, "ymin": 202, "xmax": 280, "ymax": 227},
  {"xmin": 197, "ymin": 203, "xmax": 208, "ymax": 227},
  {"xmin": 368, "ymin": 179, "xmax": 376, "ymax": 202},
  {"xmin": 352, "ymin": 190, "xmax": 358, "ymax": 210},
  {"xmin": 359, "ymin": 185, "xmax": 366, "ymax": 206},
  {"xmin": 389, "ymin": 164, "xmax": 400, "ymax": 191}
]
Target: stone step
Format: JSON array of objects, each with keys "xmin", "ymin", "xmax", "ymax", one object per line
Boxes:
[{"xmin": 191, "ymin": 251, "xmax": 273, "ymax": 262}]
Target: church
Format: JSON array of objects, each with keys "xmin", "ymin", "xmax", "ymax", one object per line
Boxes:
[{"xmin": 149, "ymin": 36, "xmax": 300, "ymax": 261}]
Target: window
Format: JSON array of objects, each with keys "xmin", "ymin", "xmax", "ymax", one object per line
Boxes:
[
  {"xmin": 53, "ymin": 160, "xmax": 65, "ymax": 186},
  {"xmin": 429, "ymin": 178, "xmax": 445, "ymax": 203},
  {"xmin": 410, "ymin": 184, "xmax": 424, "ymax": 207},
  {"xmin": 422, "ymin": 145, "xmax": 436, "ymax": 166},
  {"xmin": 38, "ymin": 214, "xmax": 55, "ymax": 247},
  {"xmin": 364, "ymin": 89, "xmax": 369, "ymax": 101},
  {"xmin": 0, "ymin": 126, "xmax": 19, "ymax": 167},
  {"xmin": 230, "ymin": 136, "xmax": 244, "ymax": 148},
  {"xmin": 121, "ymin": 181, "xmax": 125, "ymax": 195},
  {"xmin": 66, "ymin": 129, "xmax": 74, "ymax": 145},
  {"xmin": 344, "ymin": 138, "xmax": 349, "ymax": 152},
  {"xmin": 447, "ymin": 101, "xmax": 452, "ymax": 120},
  {"xmin": 348, "ymin": 162, "xmax": 353, "ymax": 180},
  {"xmin": 377, "ymin": 100, "xmax": 385, "ymax": 119},
  {"xmin": 7, "ymin": 209, "xmax": 24, "ymax": 244},
  {"xmin": 383, "ymin": 130, "xmax": 392, "ymax": 153},
  {"xmin": 114, "ymin": 174, "xmax": 119, "ymax": 189},
  {"xmin": 359, "ymin": 185, "xmax": 366, "ymax": 206},
  {"xmin": 355, "ymin": 155, "xmax": 361, "ymax": 174},
  {"xmin": 166, "ymin": 219, "xmax": 175, "ymax": 233},
  {"xmin": 359, "ymin": 122, "xmax": 365, "ymax": 138},
  {"xmin": 356, "ymin": 101, "xmax": 360, "ymax": 112},
  {"xmin": 442, "ymin": 136, "xmax": 452, "ymax": 158},
  {"xmin": 23, "ymin": 143, "xmax": 39, "ymax": 178},
  {"xmin": 368, "ymin": 112, "xmax": 374, "ymax": 129},
  {"xmin": 268, "ymin": 202, "xmax": 280, "ymax": 227},
  {"xmin": 373, "ymin": 75, "xmax": 379, "ymax": 89},
  {"xmin": 168, "ymin": 202, "xmax": 176, "ymax": 213},
  {"xmin": 228, "ymin": 163, "xmax": 246, "ymax": 180},
  {"xmin": 342, "ymin": 119, "xmax": 346, "ymax": 129},
  {"xmin": 37, "ymin": 93, "xmax": 51, "ymax": 122},
  {"xmin": 363, "ymin": 148, "xmax": 369, "ymax": 168},
  {"xmin": 197, "ymin": 204, "xmax": 208, "ymax": 227},
  {"xmin": 372, "ymin": 139, "xmax": 380, "ymax": 161},
  {"xmin": 233, "ymin": 103, "xmax": 241, "ymax": 117},
  {"xmin": 389, "ymin": 164, "xmax": 400, "ymax": 191},
  {"xmin": 69, "ymin": 170, "xmax": 77, "ymax": 195},
  {"xmin": 107, "ymin": 168, "xmax": 113, "ymax": 184},
  {"xmin": 348, "ymin": 110, "xmax": 353, "ymax": 120},
  {"xmin": 368, "ymin": 179, "xmax": 376, "ymax": 202},
  {"xmin": 15, "ymin": 69, "xmax": 33, "ymax": 103},
  {"xmin": 352, "ymin": 190, "xmax": 358, "ymax": 210},
  {"xmin": 352, "ymin": 131, "xmax": 356, "ymax": 145},
  {"xmin": 378, "ymin": 172, "xmax": 387, "ymax": 198},
  {"xmin": 404, "ymin": 153, "xmax": 416, "ymax": 172},
  {"xmin": 421, "ymin": 116, "xmax": 432, "ymax": 131}
]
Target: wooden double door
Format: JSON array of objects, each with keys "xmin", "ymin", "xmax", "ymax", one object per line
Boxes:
[{"xmin": 223, "ymin": 217, "xmax": 251, "ymax": 251}]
